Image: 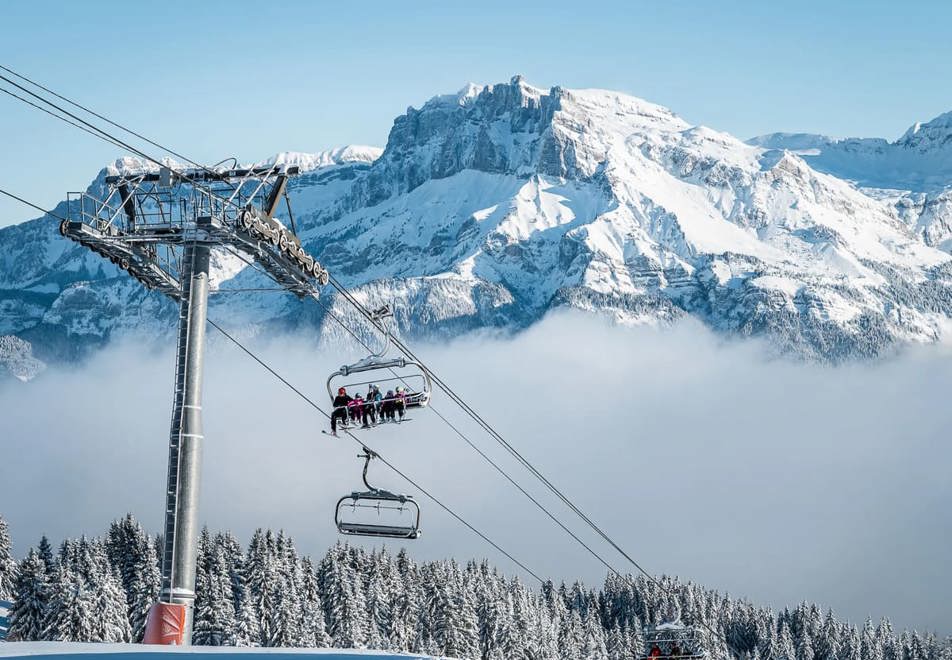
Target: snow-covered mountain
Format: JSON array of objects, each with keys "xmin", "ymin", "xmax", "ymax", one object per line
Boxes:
[
  {"xmin": 750, "ymin": 112, "xmax": 952, "ymax": 252},
  {"xmin": 3, "ymin": 76, "xmax": 952, "ymax": 374}
]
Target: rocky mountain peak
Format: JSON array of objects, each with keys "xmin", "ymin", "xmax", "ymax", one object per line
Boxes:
[
  {"xmin": 3, "ymin": 79, "xmax": 952, "ymax": 373},
  {"xmin": 897, "ymin": 110, "xmax": 952, "ymax": 151}
]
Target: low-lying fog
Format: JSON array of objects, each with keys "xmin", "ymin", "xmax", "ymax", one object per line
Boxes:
[{"xmin": 2, "ymin": 312, "xmax": 949, "ymax": 634}]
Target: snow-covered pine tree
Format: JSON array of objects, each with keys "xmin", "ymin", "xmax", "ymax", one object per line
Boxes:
[
  {"xmin": 298, "ymin": 556, "xmax": 330, "ymax": 648},
  {"xmin": 41, "ymin": 563, "xmax": 95, "ymax": 641},
  {"xmin": 862, "ymin": 616, "xmax": 885, "ymax": 660},
  {"xmin": 775, "ymin": 620, "xmax": 797, "ymax": 660},
  {"xmin": 606, "ymin": 625, "xmax": 625, "ymax": 660},
  {"xmin": 388, "ymin": 548, "xmax": 421, "ymax": 652},
  {"xmin": 268, "ymin": 566, "xmax": 301, "ymax": 646},
  {"xmin": 6, "ymin": 548, "xmax": 49, "ymax": 641},
  {"xmin": 220, "ymin": 531, "xmax": 259, "ymax": 646},
  {"xmin": 268, "ymin": 531, "xmax": 303, "ymax": 647},
  {"xmin": 513, "ymin": 580, "xmax": 542, "ymax": 660},
  {"xmin": 104, "ymin": 514, "xmax": 159, "ymax": 641},
  {"xmin": 194, "ymin": 529, "xmax": 239, "ymax": 646},
  {"xmin": 844, "ymin": 626, "xmax": 862, "ymax": 660},
  {"xmin": 325, "ymin": 548, "xmax": 367, "ymax": 649},
  {"xmin": 472, "ymin": 561, "xmax": 504, "ymax": 659},
  {"xmin": 192, "ymin": 529, "xmax": 212, "ymax": 644},
  {"xmin": 128, "ymin": 534, "xmax": 161, "ymax": 642},
  {"xmin": 105, "ymin": 515, "xmax": 138, "ymax": 594},
  {"xmin": 15, "ymin": 519, "xmax": 952, "ymax": 659},
  {"xmin": 557, "ymin": 606, "xmax": 585, "ymax": 660},
  {"xmin": 364, "ymin": 552, "xmax": 392, "ymax": 650},
  {"xmin": 86, "ymin": 539, "xmax": 131, "ymax": 642},
  {"xmin": 430, "ymin": 565, "xmax": 479, "ymax": 659},
  {"xmin": 581, "ymin": 607, "xmax": 609, "ymax": 660},
  {"xmin": 794, "ymin": 625, "xmax": 814, "ymax": 660},
  {"xmin": 0, "ymin": 514, "xmax": 18, "ymax": 599},
  {"xmin": 494, "ymin": 590, "xmax": 528, "ymax": 660},
  {"xmin": 411, "ymin": 562, "xmax": 441, "ymax": 655},
  {"xmin": 879, "ymin": 618, "xmax": 901, "ymax": 660},
  {"xmin": 232, "ymin": 590, "xmax": 261, "ymax": 647},
  {"xmin": 37, "ymin": 536, "xmax": 54, "ymax": 574},
  {"xmin": 243, "ymin": 528, "xmax": 272, "ymax": 644},
  {"xmin": 531, "ymin": 589, "xmax": 559, "ymax": 659}
]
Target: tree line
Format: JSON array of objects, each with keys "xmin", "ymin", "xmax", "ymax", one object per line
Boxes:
[{"xmin": 0, "ymin": 514, "xmax": 949, "ymax": 659}]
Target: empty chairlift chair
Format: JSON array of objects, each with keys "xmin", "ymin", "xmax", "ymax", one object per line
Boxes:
[{"xmin": 335, "ymin": 451, "xmax": 421, "ymax": 540}]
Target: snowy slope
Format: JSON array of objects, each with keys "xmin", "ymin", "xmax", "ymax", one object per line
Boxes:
[
  {"xmin": 3, "ymin": 76, "xmax": 952, "ymax": 368},
  {"xmin": 750, "ymin": 112, "xmax": 952, "ymax": 254},
  {"xmin": 0, "ymin": 643, "xmax": 437, "ymax": 659}
]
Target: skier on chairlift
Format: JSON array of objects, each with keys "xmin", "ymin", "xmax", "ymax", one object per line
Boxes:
[
  {"xmin": 331, "ymin": 387, "xmax": 352, "ymax": 436},
  {"xmin": 649, "ymin": 645, "xmax": 662, "ymax": 659},
  {"xmin": 395, "ymin": 386, "xmax": 407, "ymax": 422},
  {"xmin": 349, "ymin": 393, "xmax": 367, "ymax": 427},
  {"xmin": 366, "ymin": 384, "xmax": 382, "ymax": 424},
  {"xmin": 670, "ymin": 643, "xmax": 683, "ymax": 659},
  {"xmin": 381, "ymin": 390, "xmax": 396, "ymax": 422}
]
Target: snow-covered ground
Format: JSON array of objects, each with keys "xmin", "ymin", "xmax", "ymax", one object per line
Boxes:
[{"xmin": 0, "ymin": 643, "xmax": 439, "ymax": 660}]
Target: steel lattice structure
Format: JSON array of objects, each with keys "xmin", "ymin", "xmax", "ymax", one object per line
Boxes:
[
  {"xmin": 62, "ymin": 164, "xmax": 328, "ymax": 297},
  {"xmin": 61, "ymin": 163, "xmax": 328, "ymax": 644}
]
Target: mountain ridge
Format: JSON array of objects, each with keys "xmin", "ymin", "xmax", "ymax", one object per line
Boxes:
[{"xmin": 3, "ymin": 76, "xmax": 952, "ymax": 377}]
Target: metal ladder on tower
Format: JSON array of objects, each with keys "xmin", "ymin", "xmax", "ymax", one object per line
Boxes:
[{"xmin": 161, "ymin": 251, "xmax": 196, "ymax": 597}]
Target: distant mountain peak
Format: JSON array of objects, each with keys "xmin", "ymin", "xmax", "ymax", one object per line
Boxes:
[
  {"xmin": 898, "ymin": 110, "xmax": 952, "ymax": 147},
  {"xmin": 262, "ymin": 147, "xmax": 382, "ymax": 171},
  {"xmin": 3, "ymin": 78, "xmax": 952, "ymax": 370}
]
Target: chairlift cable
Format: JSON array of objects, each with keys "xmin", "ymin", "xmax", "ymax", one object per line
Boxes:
[
  {"xmin": 310, "ymin": 295, "xmax": 630, "ymax": 578},
  {"xmin": 0, "ymin": 87, "xmax": 129, "ymax": 152},
  {"xmin": 2, "ymin": 67, "xmax": 730, "ymax": 634},
  {"xmin": 2, "ymin": 75, "xmax": 890, "ymax": 647},
  {"xmin": 323, "ymin": 277, "xmax": 734, "ymax": 639},
  {"xmin": 0, "ymin": 64, "xmax": 241, "ymax": 193},
  {"xmin": 0, "ymin": 188, "xmax": 544, "ymax": 585},
  {"xmin": 0, "ymin": 70, "xmax": 245, "ymax": 214},
  {"xmin": 205, "ymin": 317, "xmax": 546, "ymax": 584},
  {"xmin": 0, "ymin": 188, "xmax": 69, "ymax": 219}
]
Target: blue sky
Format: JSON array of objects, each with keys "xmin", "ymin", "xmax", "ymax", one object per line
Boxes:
[{"xmin": 1, "ymin": 0, "xmax": 951, "ymax": 226}]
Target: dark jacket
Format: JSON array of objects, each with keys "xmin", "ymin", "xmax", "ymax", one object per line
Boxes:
[{"xmin": 333, "ymin": 394, "xmax": 352, "ymax": 411}]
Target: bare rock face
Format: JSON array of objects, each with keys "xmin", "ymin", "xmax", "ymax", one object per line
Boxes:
[{"xmin": 3, "ymin": 78, "xmax": 952, "ymax": 364}]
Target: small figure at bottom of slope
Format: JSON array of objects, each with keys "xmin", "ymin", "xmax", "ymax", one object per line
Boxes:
[{"xmin": 330, "ymin": 387, "xmax": 352, "ymax": 436}]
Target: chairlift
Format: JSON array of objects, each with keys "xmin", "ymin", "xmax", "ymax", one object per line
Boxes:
[
  {"xmin": 639, "ymin": 621, "xmax": 707, "ymax": 660},
  {"xmin": 335, "ymin": 450, "xmax": 421, "ymax": 540},
  {"xmin": 326, "ymin": 305, "xmax": 432, "ymax": 424}
]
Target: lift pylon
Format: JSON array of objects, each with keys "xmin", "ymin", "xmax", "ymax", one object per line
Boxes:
[
  {"xmin": 154, "ymin": 243, "xmax": 210, "ymax": 642},
  {"xmin": 61, "ymin": 162, "xmax": 329, "ymax": 645}
]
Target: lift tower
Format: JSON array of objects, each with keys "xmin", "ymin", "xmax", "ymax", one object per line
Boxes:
[{"xmin": 62, "ymin": 162, "xmax": 329, "ymax": 644}]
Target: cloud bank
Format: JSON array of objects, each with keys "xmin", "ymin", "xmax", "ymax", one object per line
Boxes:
[{"xmin": 1, "ymin": 312, "xmax": 949, "ymax": 635}]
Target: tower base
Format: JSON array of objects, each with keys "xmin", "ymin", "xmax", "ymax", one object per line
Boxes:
[{"xmin": 142, "ymin": 602, "xmax": 188, "ymax": 645}]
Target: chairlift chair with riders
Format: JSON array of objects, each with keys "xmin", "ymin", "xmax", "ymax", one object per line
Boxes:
[
  {"xmin": 639, "ymin": 621, "xmax": 707, "ymax": 660},
  {"xmin": 326, "ymin": 305, "xmax": 432, "ymax": 427},
  {"xmin": 335, "ymin": 450, "xmax": 421, "ymax": 540}
]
